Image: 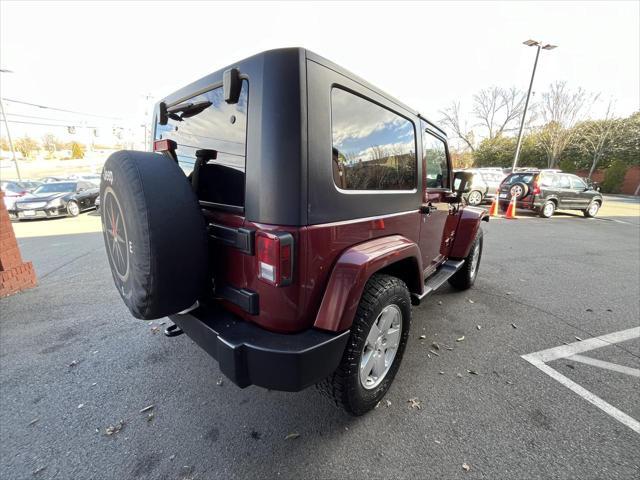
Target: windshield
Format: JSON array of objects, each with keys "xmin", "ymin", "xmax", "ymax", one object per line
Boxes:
[{"xmin": 33, "ymin": 182, "xmax": 77, "ymax": 194}]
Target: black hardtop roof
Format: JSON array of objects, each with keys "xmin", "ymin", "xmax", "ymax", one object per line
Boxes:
[{"xmin": 159, "ymin": 47, "xmax": 446, "ymax": 138}]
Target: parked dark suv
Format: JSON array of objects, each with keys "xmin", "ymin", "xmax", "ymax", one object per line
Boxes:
[
  {"xmin": 100, "ymin": 48, "xmax": 488, "ymax": 415},
  {"xmin": 498, "ymin": 169, "xmax": 604, "ymax": 218}
]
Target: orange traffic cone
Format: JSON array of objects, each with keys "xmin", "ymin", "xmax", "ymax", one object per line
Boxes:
[
  {"xmin": 505, "ymin": 197, "xmax": 517, "ymax": 219},
  {"xmin": 488, "ymin": 197, "xmax": 499, "ymax": 217}
]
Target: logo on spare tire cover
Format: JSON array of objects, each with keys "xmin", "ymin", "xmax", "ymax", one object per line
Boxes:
[{"xmin": 102, "ymin": 187, "xmax": 130, "ymax": 282}]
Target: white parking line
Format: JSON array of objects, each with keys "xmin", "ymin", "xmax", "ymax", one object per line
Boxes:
[
  {"xmin": 522, "ymin": 327, "xmax": 640, "ymax": 434},
  {"xmin": 567, "ymin": 354, "xmax": 640, "ymax": 378}
]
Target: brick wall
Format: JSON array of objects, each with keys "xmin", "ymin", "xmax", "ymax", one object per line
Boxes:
[
  {"xmin": 0, "ymin": 191, "xmax": 37, "ymax": 297},
  {"xmin": 575, "ymin": 165, "xmax": 640, "ymax": 196}
]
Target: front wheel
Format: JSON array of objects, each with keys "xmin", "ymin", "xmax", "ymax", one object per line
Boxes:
[
  {"xmin": 67, "ymin": 201, "xmax": 80, "ymax": 217},
  {"xmin": 448, "ymin": 228, "xmax": 483, "ymax": 290},
  {"xmin": 318, "ymin": 274, "xmax": 411, "ymax": 416},
  {"xmin": 583, "ymin": 201, "xmax": 600, "ymax": 218}
]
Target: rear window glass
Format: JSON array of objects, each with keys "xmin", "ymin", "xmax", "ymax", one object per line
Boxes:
[
  {"xmin": 504, "ymin": 173, "xmax": 534, "ymax": 185},
  {"xmin": 331, "ymin": 88, "xmax": 417, "ymax": 191},
  {"xmin": 155, "ymin": 80, "xmax": 248, "ymax": 207}
]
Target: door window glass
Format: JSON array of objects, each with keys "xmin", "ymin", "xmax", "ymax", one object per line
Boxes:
[
  {"xmin": 421, "ymin": 124, "xmax": 450, "ymax": 189},
  {"xmin": 570, "ymin": 176, "xmax": 587, "ymax": 189}
]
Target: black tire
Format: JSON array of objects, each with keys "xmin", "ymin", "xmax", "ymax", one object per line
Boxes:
[
  {"xmin": 583, "ymin": 200, "xmax": 600, "ymax": 218},
  {"xmin": 539, "ymin": 200, "xmax": 555, "ymax": 218},
  {"xmin": 67, "ymin": 200, "xmax": 80, "ymax": 217},
  {"xmin": 448, "ymin": 228, "xmax": 483, "ymax": 290},
  {"xmin": 100, "ymin": 150, "xmax": 208, "ymax": 320},
  {"xmin": 317, "ymin": 274, "xmax": 411, "ymax": 416}
]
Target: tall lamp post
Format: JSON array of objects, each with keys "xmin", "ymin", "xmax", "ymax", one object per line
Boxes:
[
  {"xmin": 512, "ymin": 40, "xmax": 557, "ymax": 173},
  {"xmin": 0, "ymin": 68, "xmax": 22, "ymax": 181}
]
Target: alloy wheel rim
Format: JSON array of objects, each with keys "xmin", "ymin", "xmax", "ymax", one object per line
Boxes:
[
  {"xmin": 360, "ymin": 304, "xmax": 402, "ymax": 390},
  {"xmin": 589, "ymin": 203, "xmax": 598, "ymax": 216},
  {"xmin": 69, "ymin": 202, "xmax": 79, "ymax": 216},
  {"xmin": 469, "ymin": 241, "xmax": 480, "ymax": 279},
  {"xmin": 469, "ymin": 191, "xmax": 482, "ymax": 205},
  {"xmin": 544, "ymin": 203, "xmax": 554, "ymax": 217}
]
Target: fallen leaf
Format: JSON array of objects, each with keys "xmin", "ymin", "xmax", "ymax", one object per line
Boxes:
[
  {"xmin": 456, "ymin": 373, "xmax": 463, "ymax": 378},
  {"xmin": 28, "ymin": 418, "xmax": 39, "ymax": 426},
  {"xmin": 476, "ymin": 325, "xmax": 481, "ymax": 330},
  {"xmin": 435, "ymin": 440, "xmax": 441, "ymax": 444},
  {"xmin": 407, "ymin": 398, "xmax": 422, "ymax": 410},
  {"xmin": 169, "ymin": 454, "xmax": 176, "ymax": 461},
  {"xmin": 147, "ymin": 413, "xmax": 155, "ymax": 422},
  {"xmin": 462, "ymin": 463, "xmax": 471, "ymax": 472},
  {"xmin": 467, "ymin": 370, "xmax": 479, "ymax": 375},
  {"xmin": 585, "ymin": 308, "xmax": 593, "ymax": 312},
  {"xmin": 606, "ymin": 308, "xmax": 613, "ymax": 312},
  {"xmin": 68, "ymin": 360, "xmax": 79, "ymax": 368},
  {"xmin": 439, "ymin": 371, "xmax": 444, "ymax": 375},
  {"xmin": 467, "ymin": 299, "xmax": 475, "ymax": 304},
  {"xmin": 284, "ymin": 433, "xmax": 300, "ymax": 440},
  {"xmin": 139, "ymin": 404, "xmax": 154, "ymax": 413},
  {"xmin": 445, "ymin": 345, "xmax": 453, "ymax": 351},
  {"xmin": 575, "ymin": 336, "xmax": 582, "ymax": 341},
  {"xmin": 32, "ymin": 466, "xmax": 47, "ymax": 476},
  {"xmin": 216, "ymin": 379, "xmax": 224, "ymax": 386},
  {"xmin": 77, "ymin": 404, "xmax": 84, "ymax": 409},
  {"xmin": 385, "ymin": 400, "xmax": 392, "ymax": 408},
  {"xmin": 150, "ymin": 326, "xmax": 160, "ymax": 334},
  {"xmin": 437, "ymin": 300, "xmax": 443, "ymax": 305},
  {"xmin": 429, "ymin": 350, "xmax": 440, "ymax": 357},
  {"xmin": 431, "ymin": 342, "xmax": 440, "ymax": 350},
  {"xmin": 511, "ymin": 323, "xmax": 517, "ymax": 329},
  {"xmin": 456, "ymin": 336, "xmax": 465, "ymax": 342},
  {"xmin": 105, "ymin": 420, "xmax": 125, "ymax": 436},
  {"xmin": 375, "ymin": 401, "xmax": 381, "ymax": 409},
  {"xmin": 419, "ymin": 335, "xmax": 426, "ymax": 340},
  {"xmin": 506, "ymin": 291, "xmax": 513, "ymax": 295}
]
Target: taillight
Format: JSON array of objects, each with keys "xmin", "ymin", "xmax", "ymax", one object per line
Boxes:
[
  {"xmin": 532, "ymin": 176, "xmax": 541, "ymax": 195},
  {"xmin": 153, "ymin": 139, "xmax": 177, "ymax": 153},
  {"xmin": 256, "ymin": 232, "xmax": 294, "ymax": 287}
]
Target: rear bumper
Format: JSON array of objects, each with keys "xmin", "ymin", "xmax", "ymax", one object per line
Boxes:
[{"xmin": 169, "ymin": 304, "xmax": 349, "ymax": 392}]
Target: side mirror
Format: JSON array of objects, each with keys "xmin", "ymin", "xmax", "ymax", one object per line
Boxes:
[{"xmin": 452, "ymin": 171, "xmax": 473, "ymax": 197}]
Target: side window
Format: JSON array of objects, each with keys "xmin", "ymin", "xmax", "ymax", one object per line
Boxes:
[
  {"xmin": 556, "ymin": 175, "xmax": 571, "ymax": 189},
  {"xmin": 421, "ymin": 124, "xmax": 450, "ymax": 189},
  {"xmin": 539, "ymin": 173, "xmax": 553, "ymax": 187},
  {"xmin": 331, "ymin": 88, "xmax": 417, "ymax": 191},
  {"xmin": 570, "ymin": 176, "xmax": 587, "ymax": 189}
]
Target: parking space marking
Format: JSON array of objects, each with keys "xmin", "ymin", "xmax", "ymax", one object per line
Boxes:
[
  {"xmin": 567, "ymin": 354, "xmax": 640, "ymax": 378},
  {"xmin": 522, "ymin": 327, "xmax": 640, "ymax": 434}
]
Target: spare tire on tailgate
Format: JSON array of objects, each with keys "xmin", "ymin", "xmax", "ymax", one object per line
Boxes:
[{"xmin": 100, "ymin": 150, "xmax": 208, "ymax": 320}]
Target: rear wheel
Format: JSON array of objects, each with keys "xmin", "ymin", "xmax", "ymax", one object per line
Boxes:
[
  {"xmin": 467, "ymin": 190, "xmax": 483, "ymax": 206},
  {"xmin": 540, "ymin": 201, "xmax": 555, "ymax": 218},
  {"xmin": 583, "ymin": 201, "xmax": 600, "ymax": 218},
  {"xmin": 318, "ymin": 274, "xmax": 411, "ymax": 416},
  {"xmin": 448, "ymin": 228, "xmax": 483, "ymax": 290}
]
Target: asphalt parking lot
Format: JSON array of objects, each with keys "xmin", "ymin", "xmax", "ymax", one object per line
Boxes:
[{"xmin": 1, "ymin": 197, "xmax": 639, "ymax": 479}]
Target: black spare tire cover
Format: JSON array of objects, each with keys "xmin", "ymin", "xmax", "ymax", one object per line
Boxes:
[{"xmin": 100, "ymin": 150, "xmax": 208, "ymax": 319}]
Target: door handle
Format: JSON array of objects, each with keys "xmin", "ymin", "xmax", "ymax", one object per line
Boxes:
[{"xmin": 420, "ymin": 203, "xmax": 438, "ymax": 214}]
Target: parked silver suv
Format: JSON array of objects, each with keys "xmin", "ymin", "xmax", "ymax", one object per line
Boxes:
[{"xmin": 456, "ymin": 168, "xmax": 506, "ymax": 206}]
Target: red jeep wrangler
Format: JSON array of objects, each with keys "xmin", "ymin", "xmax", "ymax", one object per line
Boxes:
[{"xmin": 100, "ymin": 48, "xmax": 488, "ymax": 415}]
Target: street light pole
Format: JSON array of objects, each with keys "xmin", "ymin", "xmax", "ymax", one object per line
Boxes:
[
  {"xmin": 0, "ymin": 69, "xmax": 22, "ymax": 181},
  {"xmin": 512, "ymin": 40, "xmax": 557, "ymax": 173}
]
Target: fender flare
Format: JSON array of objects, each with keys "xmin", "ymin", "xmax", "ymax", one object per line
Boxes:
[
  {"xmin": 449, "ymin": 206, "xmax": 488, "ymax": 259},
  {"xmin": 313, "ymin": 235, "xmax": 423, "ymax": 332}
]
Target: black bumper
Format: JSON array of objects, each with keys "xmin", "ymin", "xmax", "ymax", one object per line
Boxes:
[{"xmin": 169, "ymin": 304, "xmax": 349, "ymax": 392}]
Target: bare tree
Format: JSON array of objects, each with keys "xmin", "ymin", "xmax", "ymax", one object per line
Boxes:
[
  {"xmin": 576, "ymin": 101, "xmax": 618, "ymax": 178},
  {"xmin": 472, "ymin": 86, "xmax": 526, "ymax": 140},
  {"xmin": 439, "ymin": 101, "xmax": 476, "ymax": 152},
  {"xmin": 538, "ymin": 81, "xmax": 599, "ymax": 168}
]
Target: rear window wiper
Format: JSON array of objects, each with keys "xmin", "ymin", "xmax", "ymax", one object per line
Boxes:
[{"xmin": 164, "ymin": 100, "xmax": 212, "ymax": 122}]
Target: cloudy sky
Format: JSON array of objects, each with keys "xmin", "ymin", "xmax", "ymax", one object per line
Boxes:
[{"xmin": 1, "ymin": 1, "xmax": 638, "ymax": 141}]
